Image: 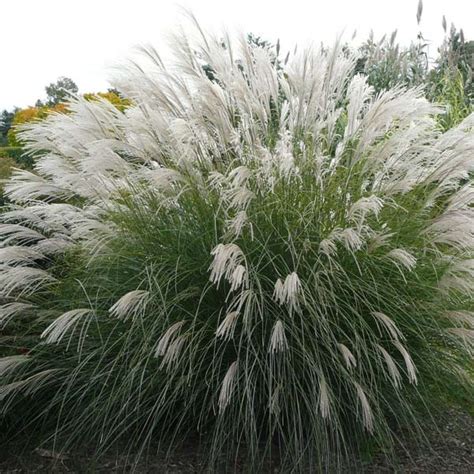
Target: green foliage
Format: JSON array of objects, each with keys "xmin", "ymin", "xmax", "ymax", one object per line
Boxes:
[
  {"xmin": 429, "ymin": 69, "xmax": 471, "ymax": 130},
  {"xmin": 357, "ymin": 30, "xmax": 428, "ymax": 91},
  {"xmin": 83, "ymin": 91, "xmax": 131, "ymax": 112},
  {"xmin": 0, "ymin": 110, "xmax": 18, "ymax": 146},
  {"xmin": 45, "ymin": 77, "xmax": 78, "ymax": 106},
  {"xmin": 0, "ymin": 156, "xmax": 16, "ymax": 205},
  {"xmin": 356, "ymin": 2, "xmax": 472, "ymax": 131}
]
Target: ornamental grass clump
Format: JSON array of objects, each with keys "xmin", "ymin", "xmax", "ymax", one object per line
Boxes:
[{"xmin": 0, "ymin": 22, "xmax": 473, "ymax": 471}]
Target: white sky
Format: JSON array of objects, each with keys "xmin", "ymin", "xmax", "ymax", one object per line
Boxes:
[{"xmin": 1, "ymin": 0, "xmax": 472, "ymax": 111}]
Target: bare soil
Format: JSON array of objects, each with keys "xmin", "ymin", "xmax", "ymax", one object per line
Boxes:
[{"xmin": 1, "ymin": 409, "xmax": 472, "ymax": 473}]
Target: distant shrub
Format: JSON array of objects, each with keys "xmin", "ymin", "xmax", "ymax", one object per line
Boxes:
[
  {"xmin": 0, "ymin": 155, "xmax": 16, "ymax": 205},
  {"xmin": 0, "ymin": 146, "xmax": 33, "ymax": 168},
  {"xmin": 357, "ymin": 17, "xmax": 472, "ymax": 131}
]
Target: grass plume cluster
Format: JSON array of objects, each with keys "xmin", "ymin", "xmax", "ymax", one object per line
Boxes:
[{"xmin": 0, "ymin": 19, "xmax": 473, "ymax": 471}]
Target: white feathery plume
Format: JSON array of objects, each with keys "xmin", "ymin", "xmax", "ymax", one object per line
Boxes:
[
  {"xmin": 209, "ymin": 243, "xmax": 245, "ymax": 287},
  {"xmin": 337, "ymin": 343, "xmax": 357, "ymax": 370},
  {"xmin": 218, "ymin": 360, "xmax": 239, "ymax": 412},
  {"xmin": 216, "ymin": 311, "xmax": 239, "ymax": 340},
  {"xmin": 393, "ymin": 341, "xmax": 417, "ymax": 384},
  {"xmin": 447, "ymin": 328, "xmax": 474, "ymax": 348},
  {"xmin": 79, "ymin": 144, "xmax": 133, "ymax": 175},
  {"xmin": 371, "ymin": 311, "xmax": 404, "ymax": 341},
  {"xmin": 41, "ymin": 309, "xmax": 94, "ymax": 345},
  {"xmin": 355, "ymin": 87, "xmax": 438, "ymax": 164},
  {"xmin": 269, "ymin": 320, "xmax": 288, "ymax": 353},
  {"xmin": 224, "ymin": 186, "xmax": 255, "ymax": 210},
  {"xmin": 444, "ymin": 311, "xmax": 474, "ymax": 327},
  {"xmin": 319, "ymin": 238, "xmax": 337, "ymax": 257},
  {"xmin": 0, "ymin": 369, "xmax": 60, "ymax": 400},
  {"xmin": 424, "ymin": 211, "xmax": 474, "ymax": 252},
  {"xmin": 335, "ymin": 227, "xmax": 364, "ymax": 252},
  {"xmin": 347, "ymin": 195, "xmax": 384, "ymax": 224},
  {"xmin": 0, "ymin": 246, "xmax": 44, "ymax": 266},
  {"xmin": 228, "ymin": 264, "xmax": 248, "ymax": 293},
  {"xmin": 0, "ymin": 224, "xmax": 44, "ymax": 246},
  {"xmin": 32, "ymin": 237, "xmax": 73, "ymax": 255},
  {"xmin": 376, "ymin": 344, "xmax": 401, "ymax": 388},
  {"xmin": 425, "ymin": 130, "xmax": 474, "ymax": 187},
  {"xmin": 386, "ymin": 248, "xmax": 417, "ymax": 271},
  {"xmin": 273, "ymin": 272, "xmax": 302, "ymax": 313},
  {"xmin": 109, "ymin": 290, "xmax": 150, "ymax": 320},
  {"xmin": 154, "ymin": 321, "xmax": 185, "ymax": 357},
  {"xmin": 160, "ymin": 335, "xmax": 187, "ymax": 369},
  {"xmin": 445, "ymin": 184, "xmax": 474, "ymax": 212},
  {"xmin": 344, "ymin": 75, "xmax": 373, "ymax": 140},
  {"xmin": 207, "ymin": 171, "xmax": 227, "ymax": 189},
  {"xmin": 70, "ymin": 218, "xmax": 117, "ymax": 256},
  {"xmin": 367, "ymin": 231, "xmax": 394, "ymax": 253},
  {"xmin": 227, "ymin": 166, "xmax": 252, "ymax": 188},
  {"xmin": 0, "ymin": 302, "xmax": 35, "ymax": 328},
  {"xmin": 275, "ymin": 132, "xmax": 298, "ymax": 179},
  {"xmin": 318, "ymin": 376, "xmax": 331, "ymax": 419},
  {"xmin": 4, "ymin": 170, "xmax": 74, "ymax": 203},
  {"xmin": 5, "ymin": 203, "xmax": 80, "ymax": 235},
  {"xmin": 439, "ymin": 259, "xmax": 474, "ymax": 295},
  {"xmin": 0, "ymin": 355, "xmax": 29, "ymax": 376},
  {"xmin": 354, "ymin": 382, "xmax": 374, "ymax": 433},
  {"xmin": 0, "ymin": 266, "xmax": 55, "ymax": 298},
  {"xmin": 226, "ymin": 211, "xmax": 249, "ymax": 239},
  {"xmin": 143, "ymin": 167, "xmax": 185, "ymax": 190}
]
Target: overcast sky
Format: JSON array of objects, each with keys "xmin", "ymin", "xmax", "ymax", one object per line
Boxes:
[{"xmin": 1, "ymin": 0, "xmax": 472, "ymax": 111}]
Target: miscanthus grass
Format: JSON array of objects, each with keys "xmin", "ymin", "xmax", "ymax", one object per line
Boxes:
[{"xmin": 0, "ymin": 21, "xmax": 473, "ymax": 472}]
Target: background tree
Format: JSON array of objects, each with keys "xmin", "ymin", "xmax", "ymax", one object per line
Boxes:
[
  {"xmin": 83, "ymin": 90, "xmax": 131, "ymax": 112},
  {"xmin": 7, "ymin": 103, "xmax": 68, "ymax": 147},
  {"xmin": 0, "ymin": 109, "xmax": 17, "ymax": 146},
  {"xmin": 45, "ymin": 76, "xmax": 78, "ymax": 106}
]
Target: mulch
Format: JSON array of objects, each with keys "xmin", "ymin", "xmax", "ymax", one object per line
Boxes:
[{"xmin": 1, "ymin": 409, "xmax": 472, "ymax": 473}]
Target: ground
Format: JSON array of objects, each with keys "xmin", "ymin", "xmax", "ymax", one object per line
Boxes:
[{"xmin": 0, "ymin": 409, "xmax": 472, "ymax": 473}]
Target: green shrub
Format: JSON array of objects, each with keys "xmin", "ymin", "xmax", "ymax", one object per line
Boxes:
[
  {"xmin": 0, "ymin": 28, "xmax": 473, "ymax": 472},
  {"xmin": 0, "ymin": 146, "xmax": 33, "ymax": 168},
  {"xmin": 0, "ymin": 156, "xmax": 16, "ymax": 206},
  {"xmin": 356, "ymin": 16, "xmax": 473, "ymax": 131}
]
